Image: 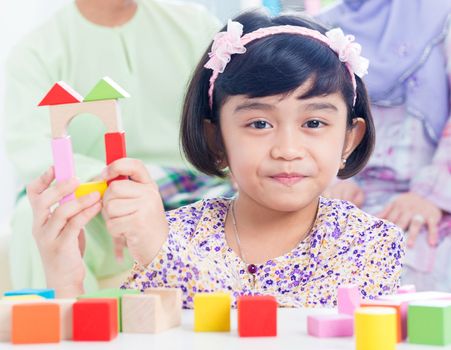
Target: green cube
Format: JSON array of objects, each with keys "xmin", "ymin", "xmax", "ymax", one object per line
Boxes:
[
  {"xmin": 78, "ymin": 288, "xmax": 140, "ymax": 331},
  {"xmin": 408, "ymin": 300, "xmax": 451, "ymax": 346}
]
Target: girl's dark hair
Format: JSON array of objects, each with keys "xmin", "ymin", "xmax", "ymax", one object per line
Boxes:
[{"xmin": 181, "ymin": 10, "xmax": 375, "ymax": 179}]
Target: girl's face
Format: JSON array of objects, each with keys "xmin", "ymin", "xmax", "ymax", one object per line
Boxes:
[{"xmin": 216, "ymin": 81, "xmax": 365, "ymax": 212}]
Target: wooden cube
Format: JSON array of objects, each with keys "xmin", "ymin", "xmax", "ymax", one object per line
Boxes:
[
  {"xmin": 57, "ymin": 299, "xmax": 76, "ymax": 340},
  {"xmin": 122, "ymin": 288, "xmax": 181, "ymax": 333},
  {"xmin": 355, "ymin": 307, "xmax": 397, "ymax": 350},
  {"xmin": 12, "ymin": 302, "xmax": 60, "ymax": 344},
  {"xmin": 194, "ymin": 293, "xmax": 231, "ymax": 332},
  {"xmin": 237, "ymin": 295, "xmax": 277, "ymax": 337},
  {"xmin": 408, "ymin": 300, "xmax": 451, "ymax": 346},
  {"xmin": 78, "ymin": 288, "xmax": 139, "ymax": 331},
  {"xmin": 73, "ymin": 298, "xmax": 118, "ymax": 341}
]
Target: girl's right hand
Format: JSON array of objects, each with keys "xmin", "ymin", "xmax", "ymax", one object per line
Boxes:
[{"xmin": 27, "ymin": 167, "xmax": 102, "ymax": 298}]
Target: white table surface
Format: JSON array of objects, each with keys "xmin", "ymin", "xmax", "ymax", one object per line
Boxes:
[{"xmin": 3, "ymin": 308, "xmax": 451, "ymax": 350}]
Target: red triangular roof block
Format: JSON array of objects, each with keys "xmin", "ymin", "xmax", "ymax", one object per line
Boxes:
[{"xmin": 38, "ymin": 81, "xmax": 83, "ymax": 106}]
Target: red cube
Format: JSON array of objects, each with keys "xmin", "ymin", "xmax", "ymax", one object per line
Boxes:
[
  {"xmin": 237, "ymin": 295, "xmax": 277, "ymax": 337},
  {"xmin": 73, "ymin": 298, "xmax": 118, "ymax": 341}
]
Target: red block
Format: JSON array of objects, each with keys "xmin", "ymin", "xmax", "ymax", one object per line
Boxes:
[
  {"xmin": 73, "ymin": 298, "xmax": 118, "ymax": 341},
  {"xmin": 104, "ymin": 132, "xmax": 127, "ymax": 181},
  {"xmin": 237, "ymin": 295, "xmax": 277, "ymax": 337},
  {"xmin": 38, "ymin": 81, "xmax": 83, "ymax": 106}
]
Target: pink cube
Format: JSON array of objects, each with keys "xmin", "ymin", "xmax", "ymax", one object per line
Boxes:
[
  {"xmin": 337, "ymin": 284, "xmax": 360, "ymax": 315},
  {"xmin": 307, "ymin": 314, "xmax": 354, "ymax": 337}
]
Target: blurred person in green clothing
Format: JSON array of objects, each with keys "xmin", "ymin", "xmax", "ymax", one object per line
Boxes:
[{"xmin": 3, "ymin": 0, "xmax": 233, "ymax": 292}]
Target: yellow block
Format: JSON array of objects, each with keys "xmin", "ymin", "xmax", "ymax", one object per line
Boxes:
[
  {"xmin": 75, "ymin": 181, "xmax": 107, "ymax": 198},
  {"xmin": 194, "ymin": 293, "xmax": 231, "ymax": 332},
  {"xmin": 355, "ymin": 307, "xmax": 397, "ymax": 350},
  {"xmin": 3, "ymin": 295, "xmax": 44, "ymax": 301}
]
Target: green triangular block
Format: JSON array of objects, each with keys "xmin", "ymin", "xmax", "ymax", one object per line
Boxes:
[{"xmin": 84, "ymin": 77, "xmax": 130, "ymax": 101}]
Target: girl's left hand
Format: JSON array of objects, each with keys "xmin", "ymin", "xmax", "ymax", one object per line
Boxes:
[
  {"xmin": 376, "ymin": 192, "xmax": 442, "ymax": 248},
  {"xmin": 101, "ymin": 158, "xmax": 169, "ymax": 267}
]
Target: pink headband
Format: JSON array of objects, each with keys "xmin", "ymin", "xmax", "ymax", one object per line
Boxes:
[{"xmin": 204, "ymin": 20, "xmax": 369, "ymax": 109}]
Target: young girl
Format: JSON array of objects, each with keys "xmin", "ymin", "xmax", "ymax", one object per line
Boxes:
[{"xmin": 28, "ymin": 11, "xmax": 405, "ymax": 307}]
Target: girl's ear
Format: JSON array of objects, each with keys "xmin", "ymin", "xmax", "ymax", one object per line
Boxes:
[
  {"xmin": 203, "ymin": 119, "xmax": 228, "ymax": 169},
  {"xmin": 341, "ymin": 117, "xmax": 366, "ymax": 169}
]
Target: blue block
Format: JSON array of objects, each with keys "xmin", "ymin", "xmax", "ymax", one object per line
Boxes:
[{"xmin": 4, "ymin": 288, "xmax": 55, "ymax": 299}]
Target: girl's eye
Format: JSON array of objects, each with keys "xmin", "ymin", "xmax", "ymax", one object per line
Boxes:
[
  {"xmin": 303, "ymin": 120, "xmax": 325, "ymax": 128},
  {"xmin": 249, "ymin": 120, "xmax": 272, "ymax": 129}
]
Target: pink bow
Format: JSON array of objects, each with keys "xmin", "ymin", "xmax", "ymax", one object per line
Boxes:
[
  {"xmin": 204, "ymin": 20, "xmax": 247, "ymax": 73},
  {"xmin": 326, "ymin": 28, "xmax": 369, "ymax": 78}
]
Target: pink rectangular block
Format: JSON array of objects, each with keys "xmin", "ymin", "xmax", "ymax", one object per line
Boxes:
[
  {"xmin": 51, "ymin": 136, "xmax": 75, "ymax": 202},
  {"xmin": 337, "ymin": 284, "xmax": 360, "ymax": 315},
  {"xmin": 307, "ymin": 314, "xmax": 353, "ymax": 338}
]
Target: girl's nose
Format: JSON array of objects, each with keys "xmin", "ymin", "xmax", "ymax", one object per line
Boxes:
[{"xmin": 270, "ymin": 128, "xmax": 306, "ymax": 161}]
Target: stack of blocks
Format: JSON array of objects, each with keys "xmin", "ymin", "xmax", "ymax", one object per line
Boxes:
[
  {"xmin": 0, "ymin": 287, "xmax": 182, "ymax": 344},
  {"xmin": 307, "ymin": 284, "xmax": 359, "ymax": 337}
]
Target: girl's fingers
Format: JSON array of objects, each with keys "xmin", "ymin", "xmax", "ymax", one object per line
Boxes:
[
  {"xmin": 103, "ymin": 198, "xmax": 141, "ymax": 219},
  {"xmin": 27, "ymin": 166, "xmax": 55, "ymax": 202},
  {"xmin": 57, "ymin": 201, "xmax": 102, "ymax": 246},
  {"xmin": 42, "ymin": 192, "xmax": 101, "ymax": 241},
  {"xmin": 105, "ymin": 214, "xmax": 135, "ymax": 238},
  {"xmin": 103, "ymin": 180, "xmax": 156, "ymax": 202},
  {"xmin": 102, "ymin": 158, "xmax": 152, "ymax": 184}
]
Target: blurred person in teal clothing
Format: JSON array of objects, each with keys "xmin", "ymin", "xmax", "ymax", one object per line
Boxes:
[{"xmin": 3, "ymin": 0, "xmax": 234, "ymax": 292}]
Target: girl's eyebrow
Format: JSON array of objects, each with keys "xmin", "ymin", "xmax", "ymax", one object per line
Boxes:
[
  {"xmin": 233, "ymin": 102, "xmax": 274, "ymax": 113},
  {"xmin": 301, "ymin": 102, "xmax": 339, "ymax": 112}
]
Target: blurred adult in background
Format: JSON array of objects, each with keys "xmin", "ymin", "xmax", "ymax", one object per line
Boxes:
[
  {"xmin": 3, "ymin": 0, "xmax": 233, "ymax": 292},
  {"xmin": 318, "ymin": 0, "xmax": 451, "ymax": 291}
]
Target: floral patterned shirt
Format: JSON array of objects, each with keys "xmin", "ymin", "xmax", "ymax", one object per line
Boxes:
[{"xmin": 122, "ymin": 197, "xmax": 405, "ymax": 308}]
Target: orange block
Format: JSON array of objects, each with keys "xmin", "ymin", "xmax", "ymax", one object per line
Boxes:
[
  {"xmin": 12, "ymin": 303, "xmax": 60, "ymax": 344},
  {"xmin": 361, "ymin": 300, "xmax": 406, "ymax": 342}
]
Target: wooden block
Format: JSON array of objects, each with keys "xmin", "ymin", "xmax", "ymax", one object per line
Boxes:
[
  {"xmin": 73, "ymin": 298, "xmax": 118, "ymax": 341},
  {"xmin": 337, "ymin": 284, "xmax": 360, "ymax": 315},
  {"xmin": 75, "ymin": 181, "xmax": 107, "ymax": 198},
  {"xmin": 0, "ymin": 299, "xmax": 46, "ymax": 342},
  {"xmin": 307, "ymin": 314, "xmax": 353, "ymax": 337},
  {"xmin": 104, "ymin": 132, "xmax": 127, "ymax": 181},
  {"xmin": 78, "ymin": 288, "xmax": 139, "ymax": 331},
  {"xmin": 397, "ymin": 284, "xmax": 416, "ymax": 294},
  {"xmin": 49, "ymin": 99, "xmax": 122, "ymax": 138},
  {"xmin": 237, "ymin": 295, "xmax": 277, "ymax": 337},
  {"xmin": 408, "ymin": 300, "xmax": 451, "ymax": 346},
  {"xmin": 38, "ymin": 81, "xmax": 83, "ymax": 106},
  {"xmin": 51, "ymin": 136, "xmax": 75, "ymax": 202},
  {"xmin": 4, "ymin": 288, "xmax": 55, "ymax": 299},
  {"xmin": 84, "ymin": 77, "xmax": 130, "ymax": 102},
  {"xmin": 12, "ymin": 302, "xmax": 60, "ymax": 344},
  {"xmin": 194, "ymin": 293, "xmax": 231, "ymax": 332},
  {"xmin": 355, "ymin": 307, "xmax": 397, "ymax": 350},
  {"xmin": 361, "ymin": 299, "xmax": 406, "ymax": 342},
  {"xmin": 56, "ymin": 299, "xmax": 76, "ymax": 340},
  {"xmin": 122, "ymin": 288, "xmax": 182, "ymax": 333},
  {"xmin": 3, "ymin": 295, "xmax": 44, "ymax": 301}
]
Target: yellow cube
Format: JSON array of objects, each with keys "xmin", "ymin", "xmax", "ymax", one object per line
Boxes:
[
  {"xmin": 194, "ymin": 293, "xmax": 231, "ymax": 332},
  {"xmin": 75, "ymin": 181, "xmax": 107, "ymax": 198},
  {"xmin": 355, "ymin": 307, "xmax": 397, "ymax": 350}
]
